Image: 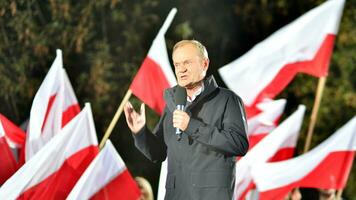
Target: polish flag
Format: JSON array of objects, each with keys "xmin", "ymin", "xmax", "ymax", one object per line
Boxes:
[
  {"xmin": 25, "ymin": 49, "xmax": 80, "ymax": 161},
  {"xmin": 0, "ymin": 117, "xmax": 19, "ymax": 185},
  {"xmin": 219, "ymin": 0, "xmax": 345, "ymax": 115},
  {"xmin": 132, "ymin": 9, "xmax": 178, "ymax": 199},
  {"xmin": 0, "ymin": 114, "xmax": 26, "ymax": 184},
  {"xmin": 0, "ymin": 114, "xmax": 26, "ymax": 149},
  {"xmin": 67, "ymin": 140, "xmax": 141, "ymax": 200},
  {"xmin": 131, "ymin": 9, "xmax": 178, "ymax": 197},
  {"xmin": 130, "ymin": 8, "xmax": 177, "ymax": 114},
  {"xmin": 0, "ymin": 104, "xmax": 98, "ymax": 199},
  {"xmin": 157, "ymin": 159, "xmax": 168, "ymax": 200},
  {"xmin": 251, "ymin": 116, "xmax": 356, "ymax": 200},
  {"xmin": 247, "ymin": 99, "xmax": 286, "ymax": 150},
  {"xmin": 62, "ymin": 69, "xmax": 81, "ymax": 126},
  {"xmin": 233, "ymin": 105, "xmax": 305, "ymax": 200},
  {"xmin": 0, "ymin": 136, "xmax": 16, "ymax": 186}
]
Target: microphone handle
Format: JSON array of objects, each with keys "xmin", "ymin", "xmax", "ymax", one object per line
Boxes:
[{"xmin": 175, "ymin": 105, "xmax": 185, "ymax": 140}]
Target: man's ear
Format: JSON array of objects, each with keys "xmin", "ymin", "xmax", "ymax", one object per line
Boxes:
[{"xmin": 204, "ymin": 58, "xmax": 210, "ymax": 71}]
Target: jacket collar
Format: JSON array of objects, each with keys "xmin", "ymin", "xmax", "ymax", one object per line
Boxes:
[{"xmin": 164, "ymin": 75, "xmax": 219, "ymax": 113}]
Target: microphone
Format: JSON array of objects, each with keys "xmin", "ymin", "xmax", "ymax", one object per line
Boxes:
[{"xmin": 174, "ymin": 85, "xmax": 187, "ymax": 141}]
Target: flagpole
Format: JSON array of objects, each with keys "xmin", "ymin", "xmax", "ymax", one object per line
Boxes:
[
  {"xmin": 303, "ymin": 76, "xmax": 327, "ymax": 153},
  {"xmin": 336, "ymin": 189, "xmax": 343, "ymax": 200},
  {"xmin": 99, "ymin": 89, "xmax": 132, "ymax": 149}
]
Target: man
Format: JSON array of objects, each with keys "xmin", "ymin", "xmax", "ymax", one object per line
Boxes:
[{"xmin": 124, "ymin": 40, "xmax": 248, "ymax": 200}]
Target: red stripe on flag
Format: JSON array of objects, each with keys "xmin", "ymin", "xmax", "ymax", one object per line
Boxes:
[
  {"xmin": 62, "ymin": 104, "xmax": 80, "ymax": 127},
  {"xmin": 130, "ymin": 57, "xmax": 171, "ymax": 114},
  {"xmin": 0, "ymin": 114, "xmax": 26, "ymax": 147},
  {"xmin": 18, "ymin": 146, "xmax": 99, "ymax": 199},
  {"xmin": 41, "ymin": 95, "xmax": 56, "ymax": 132},
  {"xmin": 269, "ymin": 147, "xmax": 295, "ymax": 162},
  {"xmin": 238, "ymin": 182, "xmax": 256, "ymax": 200},
  {"xmin": 259, "ymin": 151, "xmax": 355, "ymax": 200},
  {"xmin": 40, "ymin": 95, "xmax": 79, "ymax": 129},
  {"xmin": 0, "ymin": 137, "xmax": 18, "ymax": 185},
  {"xmin": 238, "ymin": 143, "xmax": 295, "ymax": 200},
  {"xmin": 91, "ymin": 170, "xmax": 141, "ymax": 200},
  {"xmin": 299, "ymin": 151, "xmax": 354, "ymax": 189},
  {"xmin": 248, "ymin": 134, "xmax": 267, "ymax": 150},
  {"xmin": 248, "ymin": 34, "xmax": 335, "ymax": 113}
]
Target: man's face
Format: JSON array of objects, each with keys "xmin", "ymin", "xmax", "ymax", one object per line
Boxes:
[{"xmin": 172, "ymin": 44, "xmax": 209, "ymax": 88}]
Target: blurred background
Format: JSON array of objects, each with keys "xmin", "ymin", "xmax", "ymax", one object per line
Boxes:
[{"xmin": 0, "ymin": 0, "xmax": 355, "ymax": 199}]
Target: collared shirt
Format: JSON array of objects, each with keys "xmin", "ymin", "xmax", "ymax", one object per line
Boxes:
[{"xmin": 187, "ymin": 82, "xmax": 204, "ymax": 103}]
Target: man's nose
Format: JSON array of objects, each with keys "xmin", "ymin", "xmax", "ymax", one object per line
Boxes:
[{"xmin": 177, "ymin": 66, "xmax": 187, "ymax": 73}]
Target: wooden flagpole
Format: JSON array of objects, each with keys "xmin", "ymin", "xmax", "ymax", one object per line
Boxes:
[
  {"xmin": 302, "ymin": 77, "xmax": 347, "ymax": 199},
  {"xmin": 99, "ymin": 89, "xmax": 132, "ymax": 149},
  {"xmin": 336, "ymin": 189, "xmax": 343, "ymax": 200},
  {"xmin": 303, "ymin": 76, "xmax": 327, "ymax": 153},
  {"xmin": 296, "ymin": 77, "xmax": 327, "ymax": 199}
]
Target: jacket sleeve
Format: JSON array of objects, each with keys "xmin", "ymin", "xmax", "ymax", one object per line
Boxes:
[
  {"xmin": 132, "ymin": 109, "xmax": 167, "ymax": 163},
  {"xmin": 184, "ymin": 95, "xmax": 249, "ymax": 156}
]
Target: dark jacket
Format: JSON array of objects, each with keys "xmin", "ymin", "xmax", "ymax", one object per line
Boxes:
[{"xmin": 133, "ymin": 76, "xmax": 248, "ymax": 200}]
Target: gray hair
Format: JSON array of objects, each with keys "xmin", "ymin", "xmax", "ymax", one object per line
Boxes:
[{"xmin": 172, "ymin": 40, "xmax": 209, "ymax": 59}]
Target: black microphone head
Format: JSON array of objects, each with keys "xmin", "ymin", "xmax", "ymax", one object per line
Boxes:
[{"xmin": 174, "ymin": 85, "xmax": 187, "ymax": 106}]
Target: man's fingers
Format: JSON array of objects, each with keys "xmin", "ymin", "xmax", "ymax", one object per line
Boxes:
[
  {"xmin": 127, "ymin": 101, "xmax": 133, "ymax": 109},
  {"xmin": 140, "ymin": 103, "xmax": 145, "ymax": 116},
  {"xmin": 124, "ymin": 102, "xmax": 134, "ymax": 127},
  {"xmin": 173, "ymin": 115, "xmax": 183, "ymax": 122},
  {"xmin": 172, "ymin": 112, "xmax": 184, "ymax": 127},
  {"xmin": 172, "ymin": 109, "xmax": 190, "ymax": 131},
  {"xmin": 124, "ymin": 102, "xmax": 130, "ymax": 116},
  {"xmin": 173, "ymin": 110, "xmax": 186, "ymax": 119}
]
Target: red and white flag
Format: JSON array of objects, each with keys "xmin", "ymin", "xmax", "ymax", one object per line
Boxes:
[
  {"xmin": 0, "ymin": 135, "xmax": 16, "ymax": 186},
  {"xmin": 25, "ymin": 49, "xmax": 80, "ymax": 161},
  {"xmin": 235, "ymin": 99, "xmax": 285, "ymax": 199},
  {"xmin": 0, "ymin": 104, "xmax": 98, "ymax": 199},
  {"xmin": 0, "ymin": 114, "xmax": 26, "ymax": 149},
  {"xmin": 0, "ymin": 115, "xmax": 25, "ymax": 185},
  {"xmin": 219, "ymin": 0, "xmax": 345, "ymax": 115},
  {"xmin": 251, "ymin": 116, "xmax": 356, "ymax": 200},
  {"xmin": 131, "ymin": 9, "xmax": 177, "ymax": 197},
  {"xmin": 157, "ymin": 159, "xmax": 168, "ymax": 200},
  {"xmin": 130, "ymin": 8, "xmax": 177, "ymax": 114},
  {"xmin": 233, "ymin": 105, "xmax": 305, "ymax": 200},
  {"xmin": 247, "ymin": 99, "xmax": 286, "ymax": 149},
  {"xmin": 62, "ymin": 69, "xmax": 81, "ymax": 126},
  {"xmin": 67, "ymin": 140, "xmax": 141, "ymax": 200}
]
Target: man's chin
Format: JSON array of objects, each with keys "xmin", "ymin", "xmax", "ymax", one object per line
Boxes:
[
  {"xmin": 177, "ymin": 81, "xmax": 188, "ymax": 88},
  {"xmin": 178, "ymin": 81, "xmax": 203, "ymax": 89}
]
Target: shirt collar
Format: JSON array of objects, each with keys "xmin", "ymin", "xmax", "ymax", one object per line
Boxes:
[{"xmin": 187, "ymin": 82, "xmax": 204, "ymax": 103}]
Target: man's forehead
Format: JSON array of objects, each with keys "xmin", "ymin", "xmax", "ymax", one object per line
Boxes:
[{"xmin": 173, "ymin": 45, "xmax": 199, "ymax": 60}]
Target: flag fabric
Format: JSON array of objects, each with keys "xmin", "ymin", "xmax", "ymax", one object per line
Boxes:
[
  {"xmin": 0, "ymin": 137, "xmax": 16, "ymax": 185},
  {"xmin": 233, "ymin": 105, "xmax": 305, "ymax": 200},
  {"xmin": 235, "ymin": 98, "xmax": 287, "ymax": 199},
  {"xmin": 131, "ymin": 9, "xmax": 177, "ymax": 198},
  {"xmin": 67, "ymin": 140, "xmax": 140, "ymax": 200},
  {"xmin": 0, "ymin": 114, "xmax": 26, "ymax": 149},
  {"xmin": 25, "ymin": 50, "xmax": 80, "ymax": 161},
  {"xmin": 251, "ymin": 116, "xmax": 356, "ymax": 200},
  {"xmin": 157, "ymin": 159, "xmax": 168, "ymax": 200},
  {"xmin": 219, "ymin": 0, "xmax": 345, "ymax": 115},
  {"xmin": 0, "ymin": 119, "xmax": 18, "ymax": 185},
  {"xmin": 0, "ymin": 104, "xmax": 99, "ymax": 199},
  {"xmin": 0, "ymin": 114, "xmax": 26, "ymax": 184},
  {"xmin": 62, "ymin": 69, "xmax": 81, "ymax": 126},
  {"xmin": 247, "ymin": 99, "xmax": 286, "ymax": 149},
  {"xmin": 130, "ymin": 8, "xmax": 177, "ymax": 114}
]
